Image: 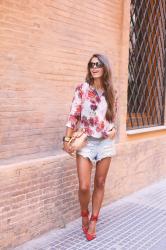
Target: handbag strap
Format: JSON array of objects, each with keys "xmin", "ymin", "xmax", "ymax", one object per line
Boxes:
[{"xmin": 69, "ymin": 129, "xmax": 86, "ymax": 145}]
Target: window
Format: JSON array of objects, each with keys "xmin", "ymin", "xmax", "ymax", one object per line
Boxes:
[{"xmin": 127, "ymin": 0, "xmax": 166, "ymax": 130}]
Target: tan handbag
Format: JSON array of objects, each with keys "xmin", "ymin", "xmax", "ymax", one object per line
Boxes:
[{"xmin": 69, "ymin": 129, "xmax": 88, "ymax": 151}]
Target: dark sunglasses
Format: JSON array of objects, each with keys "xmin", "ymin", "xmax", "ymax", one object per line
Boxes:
[{"xmin": 89, "ymin": 62, "xmax": 103, "ymax": 69}]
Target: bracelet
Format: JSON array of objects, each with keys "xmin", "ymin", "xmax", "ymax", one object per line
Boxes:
[{"xmin": 63, "ymin": 136, "xmax": 71, "ymax": 142}]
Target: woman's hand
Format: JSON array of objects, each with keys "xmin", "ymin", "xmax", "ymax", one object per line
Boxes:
[
  {"xmin": 108, "ymin": 127, "xmax": 116, "ymax": 140},
  {"xmin": 63, "ymin": 141, "xmax": 75, "ymax": 156}
]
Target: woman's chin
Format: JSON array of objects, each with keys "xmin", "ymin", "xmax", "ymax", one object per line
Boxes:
[{"xmin": 92, "ymin": 75, "xmax": 102, "ymax": 79}]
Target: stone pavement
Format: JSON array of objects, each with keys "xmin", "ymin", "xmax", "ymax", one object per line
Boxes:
[{"xmin": 14, "ymin": 179, "xmax": 166, "ymax": 250}]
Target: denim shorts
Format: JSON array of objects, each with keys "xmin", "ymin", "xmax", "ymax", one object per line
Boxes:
[{"xmin": 77, "ymin": 136, "xmax": 116, "ymax": 163}]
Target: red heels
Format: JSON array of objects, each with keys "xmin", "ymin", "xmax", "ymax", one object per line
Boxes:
[
  {"xmin": 81, "ymin": 210, "xmax": 89, "ymax": 234},
  {"xmin": 86, "ymin": 214, "xmax": 98, "ymax": 241}
]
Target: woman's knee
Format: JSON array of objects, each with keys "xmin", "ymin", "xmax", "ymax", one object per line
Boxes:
[
  {"xmin": 79, "ymin": 183, "xmax": 90, "ymax": 192},
  {"xmin": 95, "ymin": 177, "xmax": 106, "ymax": 189}
]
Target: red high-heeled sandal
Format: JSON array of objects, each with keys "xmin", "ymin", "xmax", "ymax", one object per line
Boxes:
[
  {"xmin": 81, "ymin": 210, "xmax": 89, "ymax": 234},
  {"xmin": 86, "ymin": 214, "xmax": 98, "ymax": 241}
]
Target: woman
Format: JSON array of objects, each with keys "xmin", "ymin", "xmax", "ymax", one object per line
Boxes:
[{"xmin": 63, "ymin": 54, "xmax": 117, "ymax": 241}]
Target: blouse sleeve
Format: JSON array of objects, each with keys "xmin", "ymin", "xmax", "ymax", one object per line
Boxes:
[{"xmin": 66, "ymin": 84, "xmax": 83, "ymax": 130}]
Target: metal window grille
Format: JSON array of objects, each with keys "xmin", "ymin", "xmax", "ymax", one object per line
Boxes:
[{"xmin": 127, "ymin": 0, "xmax": 166, "ymax": 129}]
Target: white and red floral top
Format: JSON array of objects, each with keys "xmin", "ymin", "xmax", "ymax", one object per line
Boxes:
[{"xmin": 66, "ymin": 82, "xmax": 118, "ymax": 138}]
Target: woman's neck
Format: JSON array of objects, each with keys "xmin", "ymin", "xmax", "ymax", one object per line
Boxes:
[{"xmin": 93, "ymin": 78, "xmax": 103, "ymax": 90}]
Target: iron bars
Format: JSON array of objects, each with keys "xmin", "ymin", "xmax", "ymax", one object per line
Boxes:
[{"xmin": 127, "ymin": 0, "xmax": 166, "ymax": 129}]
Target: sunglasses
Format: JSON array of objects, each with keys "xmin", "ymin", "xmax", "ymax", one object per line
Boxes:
[{"xmin": 89, "ymin": 62, "xmax": 103, "ymax": 69}]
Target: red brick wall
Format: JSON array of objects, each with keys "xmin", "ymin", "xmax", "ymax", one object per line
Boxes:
[
  {"xmin": 0, "ymin": 153, "xmax": 81, "ymax": 249},
  {"xmin": 0, "ymin": 0, "xmax": 123, "ymax": 163}
]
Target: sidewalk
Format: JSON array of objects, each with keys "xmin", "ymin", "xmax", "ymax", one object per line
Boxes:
[{"xmin": 14, "ymin": 179, "xmax": 166, "ymax": 250}]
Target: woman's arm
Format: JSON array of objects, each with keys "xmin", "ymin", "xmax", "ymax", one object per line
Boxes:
[
  {"xmin": 63, "ymin": 84, "xmax": 83, "ymax": 155},
  {"xmin": 108, "ymin": 90, "xmax": 118, "ymax": 139},
  {"xmin": 66, "ymin": 84, "xmax": 83, "ymax": 130},
  {"xmin": 63, "ymin": 127, "xmax": 75, "ymax": 155}
]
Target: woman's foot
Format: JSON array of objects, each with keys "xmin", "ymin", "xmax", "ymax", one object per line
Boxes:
[
  {"xmin": 81, "ymin": 210, "xmax": 89, "ymax": 234},
  {"xmin": 86, "ymin": 215, "xmax": 98, "ymax": 241},
  {"xmin": 87, "ymin": 220, "xmax": 97, "ymax": 236},
  {"xmin": 82, "ymin": 216, "xmax": 89, "ymax": 234}
]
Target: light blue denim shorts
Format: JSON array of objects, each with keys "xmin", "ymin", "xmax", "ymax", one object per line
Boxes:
[{"xmin": 77, "ymin": 136, "xmax": 116, "ymax": 163}]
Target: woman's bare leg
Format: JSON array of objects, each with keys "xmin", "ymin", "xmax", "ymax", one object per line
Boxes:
[
  {"xmin": 88, "ymin": 157, "xmax": 111, "ymax": 234},
  {"xmin": 76, "ymin": 154, "xmax": 93, "ymax": 228}
]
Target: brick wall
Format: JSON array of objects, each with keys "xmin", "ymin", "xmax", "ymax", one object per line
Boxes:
[
  {"xmin": 0, "ymin": 0, "xmax": 123, "ymax": 163},
  {"xmin": 0, "ymin": 154, "xmax": 80, "ymax": 249},
  {"xmin": 0, "ymin": 1, "xmax": 166, "ymax": 249}
]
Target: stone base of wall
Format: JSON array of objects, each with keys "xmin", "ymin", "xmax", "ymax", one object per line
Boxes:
[{"xmin": 0, "ymin": 136, "xmax": 166, "ymax": 249}]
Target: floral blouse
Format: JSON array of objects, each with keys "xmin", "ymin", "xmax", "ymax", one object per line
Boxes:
[{"xmin": 66, "ymin": 82, "xmax": 118, "ymax": 138}]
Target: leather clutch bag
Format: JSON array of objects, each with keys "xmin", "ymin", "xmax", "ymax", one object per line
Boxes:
[{"xmin": 69, "ymin": 129, "xmax": 87, "ymax": 151}]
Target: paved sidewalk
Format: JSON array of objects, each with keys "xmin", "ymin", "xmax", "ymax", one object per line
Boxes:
[{"xmin": 14, "ymin": 179, "xmax": 166, "ymax": 250}]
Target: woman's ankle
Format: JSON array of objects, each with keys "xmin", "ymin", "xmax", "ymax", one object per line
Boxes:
[
  {"xmin": 82, "ymin": 216, "xmax": 89, "ymax": 225},
  {"xmin": 88, "ymin": 220, "xmax": 97, "ymax": 233}
]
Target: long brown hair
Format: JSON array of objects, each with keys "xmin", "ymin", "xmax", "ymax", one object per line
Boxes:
[{"xmin": 85, "ymin": 54, "xmax": 115, "ymax": 122}]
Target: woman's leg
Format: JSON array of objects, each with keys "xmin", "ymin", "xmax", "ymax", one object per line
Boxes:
[
  {"xmin": 76, "ymin": 154, "xmax": 93, "ymax": 227},
  {"xmin": 88, "ymin": 157, "xmax": 111, "ymax": 234}
]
